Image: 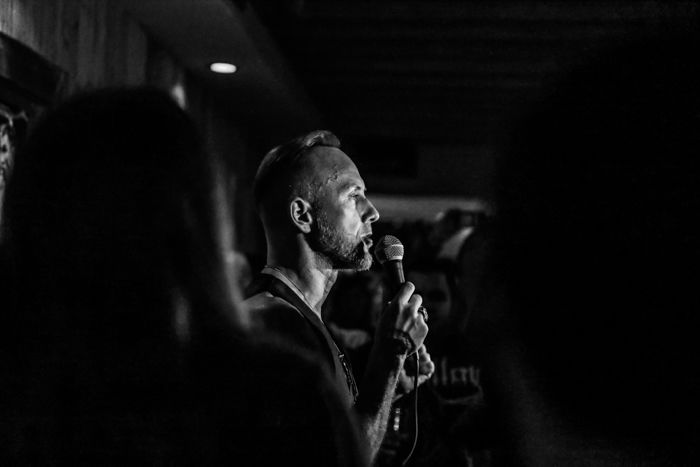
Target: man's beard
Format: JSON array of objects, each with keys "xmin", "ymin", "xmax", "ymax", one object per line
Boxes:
[{"xmin": 310, "ymin": 211, "xmax": 372, "ymax": 271}]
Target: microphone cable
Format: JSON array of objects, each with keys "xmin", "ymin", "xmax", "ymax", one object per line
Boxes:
[{"xmin": 401, "ymin": 351, "xmax": 420, "ymax": 466}]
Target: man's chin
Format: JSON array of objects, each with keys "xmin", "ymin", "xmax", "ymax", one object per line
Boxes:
[
  {"xmin": 356, "ymin": 253, "xmax": 373, "ymax": 271},
  {"xmin": 335, "ymin": 253, "xmax": 372, "ymax": 271},
  {"xmin": 354, "ymin": 262, "xmax": 370, "ymax": 271}
]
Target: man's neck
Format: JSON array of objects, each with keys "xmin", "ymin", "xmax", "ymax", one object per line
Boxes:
[{"xmin": 264, "ymin": 261, "xmax": 337, "ymax": 318}]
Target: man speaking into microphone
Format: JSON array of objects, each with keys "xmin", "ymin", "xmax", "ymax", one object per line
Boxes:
[{"xmin": 244, "ymin": 130, "xmax": 434, "ymax": 460}]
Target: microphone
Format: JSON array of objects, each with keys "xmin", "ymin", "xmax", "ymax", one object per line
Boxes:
[
  {"xmin": 375, "ymin": 235, "xmax": 423, "ymax": 465},
  {"xmin": 374, "ymin": 235, "xmax": 405, "ymax": 294}
]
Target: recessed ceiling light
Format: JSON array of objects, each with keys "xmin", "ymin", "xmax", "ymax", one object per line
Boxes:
[{"xmin": 210, "ymin": 62, "xmax": 237, "ymax": 74}]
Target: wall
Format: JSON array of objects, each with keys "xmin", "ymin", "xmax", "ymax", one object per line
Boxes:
[
  {"xmin": 0, "ymin": 0, "xmax": 151, "ymax": 92},
  {"xmin": 0, "ymin": 0, "xmax": 261, "ymax": 254},
  {"xmin": 0, "ymin": 0, "xmax": 213, "ymax": 116}
]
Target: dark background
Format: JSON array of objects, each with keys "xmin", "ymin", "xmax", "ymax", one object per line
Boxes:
[{"xmin": 2, "ymin": 0, "xmax": 699, "ymax": 257}]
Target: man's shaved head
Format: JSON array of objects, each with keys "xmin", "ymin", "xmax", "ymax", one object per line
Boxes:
[
  {"xmin": 253, "ymin": 130, "xmax": 341, "ymax": 216},
  {"xmin": 254, "ymin": 130, "xmax": 378, "ymax": 270}
]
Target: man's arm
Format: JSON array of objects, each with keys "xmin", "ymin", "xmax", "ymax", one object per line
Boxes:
[
  {"xmin": 355, "ymin": 339, "xmax": 406, "ymax": 456},
  {"xmin": 353, "ymin": 282, "xmax": 429, "ymax": 459}
]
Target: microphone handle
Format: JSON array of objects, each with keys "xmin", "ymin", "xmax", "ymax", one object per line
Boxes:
[{"xmin": 384, "ymin": 259, "xmax": 405, "ymax": 295}]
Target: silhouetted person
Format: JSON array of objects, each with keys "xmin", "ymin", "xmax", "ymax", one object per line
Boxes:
[
  {"xmin": 487, "ymin": 35, "xmax": 700, "ymax": 466},
  {"xmin": 0, "ymin": 88, "xmax": 365, "ymax": 466}
]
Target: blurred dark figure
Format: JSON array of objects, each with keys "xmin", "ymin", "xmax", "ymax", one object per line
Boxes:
[
  {"xmin": 488, "ymin": 35, "xmax": 700, "ymax": 465},
  {"xmin": 0, "ymin": 87, "xmax": 364, "ymax": 466},
  {"xmin": 228, "ymin": 248, "xmax": 253, "ymax": 295},
  {"xmin": 428, "ymin": 209, "xmax": 469, "ymax": 259}
]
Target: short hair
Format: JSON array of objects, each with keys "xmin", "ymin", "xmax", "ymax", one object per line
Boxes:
[{"xmin": 253, "ymin": 130, "xmax": 341, "ymax": 211}]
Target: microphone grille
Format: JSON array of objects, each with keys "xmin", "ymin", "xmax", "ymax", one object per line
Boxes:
[{"xmin": 374, "ymin": 235, "xmax": 404, "ymax": 264}]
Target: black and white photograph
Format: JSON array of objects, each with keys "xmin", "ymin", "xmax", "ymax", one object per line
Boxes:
[{"xmin": 1, "ymin": 1, "xmax": 699, "ymax": 465}]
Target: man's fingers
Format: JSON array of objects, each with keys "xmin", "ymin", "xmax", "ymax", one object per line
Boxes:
[
  {"xmin": 382, "ymin": 281, "xmax": 430, "ymax": 353},
  {"xmin": 419, "ymin": 349, "xmax": 431, "ymax": 364},
  {"xmin": 391, "ymin": 281, "xmax": 416, "ymax": 306},
  {"xmin": 407, "ymin": 292, "xmax": 423, "ymax": 311},
  {"xmin": 400, "ymin": 293, "xmax": 423, "ymax": 333},
  {"xmin": 416, "ymin": 346, "xmax": 435, "ymax": 375},
  {"xmin": 406, "ymin": 294, "xmax": 424, "ymax": 323},
  {"xmin": 420, "ymin": 360, "xmax": 435, "ymax": 376}
]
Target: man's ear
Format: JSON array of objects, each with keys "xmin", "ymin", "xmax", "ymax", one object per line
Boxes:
[{"xmin": 290, "ymin": 197, "xmax": 313, "ymax": 233}]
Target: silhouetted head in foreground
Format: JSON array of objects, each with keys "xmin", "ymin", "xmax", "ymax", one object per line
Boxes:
[
  {"xmin": 0, "ymin": 87, "xmax": 247, "ymax": 462},
  {"xmin": 5, "ymin": 87, "xmax": 243, "ymax": 329},
  {"xmin": 1, "ymin": 87, "xmax": 366, "ymax": 466},
  {"xmin": 491, "ymin": 35, "xmax": 700, "ymax": 464}
]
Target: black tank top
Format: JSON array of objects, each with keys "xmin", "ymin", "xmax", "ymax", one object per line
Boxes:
[{"xmin": 247, "ymin": 273, "xmax": 359, "ymax": 406}]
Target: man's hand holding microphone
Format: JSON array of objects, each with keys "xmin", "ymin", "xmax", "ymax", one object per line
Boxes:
[{"xmin": 374, "ymin": 236, "xmax": 435, "ymax": 390}]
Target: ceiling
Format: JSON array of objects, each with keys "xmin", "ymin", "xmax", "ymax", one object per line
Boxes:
[
  {"xmin": 248, "ymin": 0, "xmax": 699, "ymax": 149},
  {"xmin": 125, "ymin": 0, "xmax": 699, "ymax": 199},
  {"xmin": 124, "ymin": 1, "xmax": 700, "ymax": 148},
  {"xmin": 123, "ymin": 0, "xmax": 322, "ymax": 142}
]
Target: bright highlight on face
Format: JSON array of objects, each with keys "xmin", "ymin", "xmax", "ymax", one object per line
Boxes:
[
  {"xmin": 305, "ymin": 147, "xmax": 377, "ymax": 270},
  {"xmin": 313, "ymin": 208, "xmax": 373, "ymax": 270}
]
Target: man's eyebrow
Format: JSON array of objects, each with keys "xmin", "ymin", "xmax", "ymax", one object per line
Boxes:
[{"xmin": 345, "ymin": 182, "xmax": 366, "ymax": 193}]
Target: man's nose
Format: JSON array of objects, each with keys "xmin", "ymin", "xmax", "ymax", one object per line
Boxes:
[{"xmin": 364, "ymin": 198, "xmax": 380, "ymax": 224}]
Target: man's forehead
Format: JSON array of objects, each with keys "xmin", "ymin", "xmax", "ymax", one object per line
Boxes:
[{"xmin": 305, "ymin": 146, "xmax": 364, "ymax": 187}]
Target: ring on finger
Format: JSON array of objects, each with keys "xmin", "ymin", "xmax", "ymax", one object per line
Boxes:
[{"xmin": 418, "ymin": 306, "xmax": 428, "ymax": 323}]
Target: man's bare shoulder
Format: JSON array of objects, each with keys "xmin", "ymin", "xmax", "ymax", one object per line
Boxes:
[
  {"xmin": 244, "ymin": 291, "xmax": 297, "ymax": 313},
  {"xmin": 243, "ymin": 292, "xmax": 322, "ymax": 355},
  {"xmin": 243, "ymin": 291, "xmax": 306, "ymax": 329}
]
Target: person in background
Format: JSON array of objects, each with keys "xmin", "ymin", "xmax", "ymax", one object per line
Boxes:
[
  {"xmin": 0, "ymin": 88, "xmax": 365, "ymax": 466},
  {"xmin": 487, "ymin": 34, "xmax": 700, "ymax": 466},
  {"xmin": 244, "ymin": 130, "xmax": 434, "ymax": 461},
  {"xmin": 388, "ymin": 223, "xmax": 493, "ymax": 467}
]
